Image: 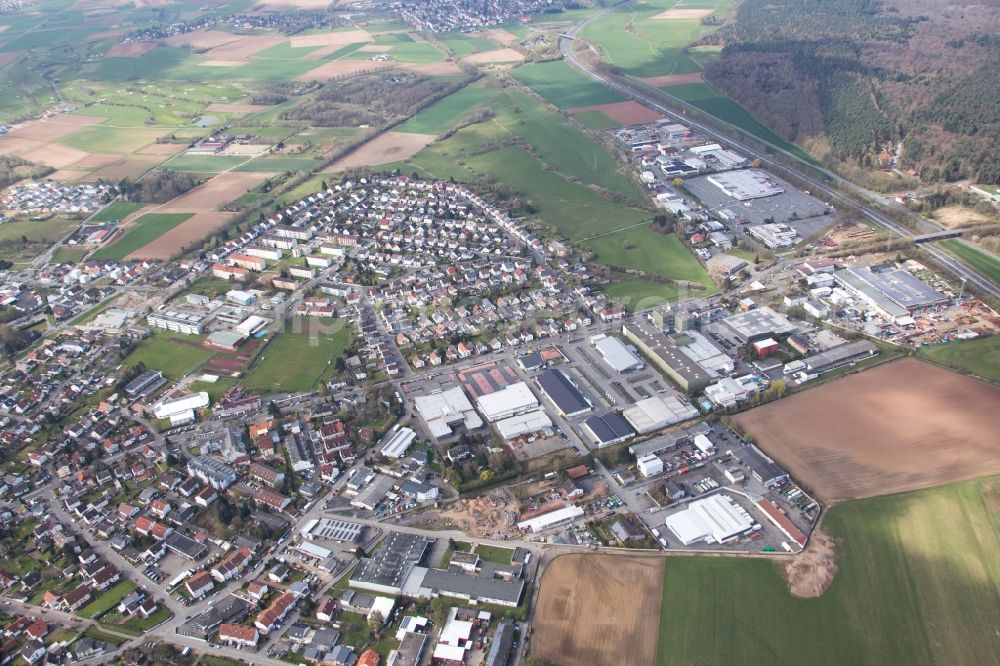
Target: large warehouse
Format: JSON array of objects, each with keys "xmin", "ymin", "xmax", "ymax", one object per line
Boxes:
[
  {"xmin": 622, "ymin": 395, "xmax": 699, "ymax": 434},
  {"xmin": 592, "ymin": 335, "xmax": 644, "ymax": 373},
  {"xmin": 622, "ymin": 320, "xmax": 712, "ymax": 392},
  {"xmin": 350, "ymin": 531, "xmax": 433, "ymax": 596},
  {"xmin": 475, "ymin": 382, "xmax": 539, "ymax": 422},
  {"xmin": 835, "ymin": 265, "xmax": 947, "ymax": 322},
  {"xmin": 582, "ymin": 412, "xmax": 636, "ymax": 447},
  {"xmin": 716, "ymin": 306, "xmax": 799, "ymax": 344},
  {"xmin": 536, "ymin": 369, "xmax": 592, "ymax": 417},
  {"xmin": 664, "ymin": 494, "xmax": 756, "ymax": 546},
  {"xmin": 494, "ymin": 409, "xmax": 552, "ymax": 441},
  {"xmin": 707, "ymin": 169, "xmax": 784, "ymax": 200},
  {"xmin": 414, "ymin": 387, "xmax": 483, "ymax": 439}
]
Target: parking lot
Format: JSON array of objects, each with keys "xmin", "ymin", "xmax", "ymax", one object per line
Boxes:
[{"xmin": 684, "ymin": 174, "xmax": 834, "ymax": 227}]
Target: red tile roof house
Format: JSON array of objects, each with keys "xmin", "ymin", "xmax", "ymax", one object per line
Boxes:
[
  {"xmin": 25, "ymin": 619, "xmax": 47, "ymax": 642},
  {"xmin": 218, "ymin": 623, "xmax": 259, "ymax": 648},
  {"xmin": 185, "ymin": 571, "xmax": 214, "ymax": 599}
]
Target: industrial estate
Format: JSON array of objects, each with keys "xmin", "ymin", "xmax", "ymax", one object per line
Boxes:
[{"xmin": 0, "ymin": 0, "xmax": 997, "ymax": 666}]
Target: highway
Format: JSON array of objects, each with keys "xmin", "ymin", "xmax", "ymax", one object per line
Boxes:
[{"xmin": 558, "ymin": 4, "xmax": 1000, "ymax": 301}]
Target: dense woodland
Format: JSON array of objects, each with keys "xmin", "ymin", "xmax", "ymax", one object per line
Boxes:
[
  {"xmin": 116, "ymin": 171, "xmax": 201, "ymax": 203},
  {"xmin": 700, "ymin": 0, "xmax": 1000, "ymax": 183},
  {"xmin": 0, "ymin": 154, "xmax": 51, "ymax": 190}
]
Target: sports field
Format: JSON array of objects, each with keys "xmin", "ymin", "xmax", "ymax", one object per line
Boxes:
[
  {"xmin": 122, "ymin": 334, "xmax": 213, "ymax": 380},
  {"xmin": 241, "ymin": 317, "xmax": 353, "ymax": 393},
  {"xmin": 512, "ymin": 60, "xmax": 626, "ymax": 109},
  {"xmin": 656, "ymin": 476, "xmax": 1000, "ymax": 666},
  {"xmin": 917, "ymin": 335, "xmax": 1000, "ymax": 382},
  {"xmin": 734, "ymin": 358, "xmax": 1000, "ymax": 502},
  {"xmin": 91, "ymin": 213, "xmax": 193, "ymax": 261},
  {"xmin": 938, "ymin": 239, "xmax": 1000, "ymax": 285},
  {"xmin": 533, "ymin": 554, "xmax": 663, "ymax": 666}
]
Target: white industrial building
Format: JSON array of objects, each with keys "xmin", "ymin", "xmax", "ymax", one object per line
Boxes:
[
  {"xmin": 637, "ymin": 454, "xmax": 663, "ymax": 478},
  {"xmin": 707, "ymin": 169, "xmax": 783, "ymax": 200},
  {"xmin": 747, "ymin": 223, "xmax": 797, "ymax": 249},
  {"xmin": 592, "ymin": 334, "xmax": 644, "ymax": 373},
  {"xmin": 622, "ymin": 396, "xmax": 699, "ymax": 434},
  {"xmin": 475, "ymin": 382, "xmax": 539, "ymax": 422},
  {"xmin": 517, "ymin": 505, "xmax": 584, "ymax": 533},
  {"xmin": 236, "ymin": 315, "xmax": 270, "ymax": 337},
  {"xmin": 379, "ymin": 427, "xmax": 417, "ymax": 459},
  {"xmin": 414, "ymin": 387, "xmax": 483, "ymax": 439},
  {"xmin": 693, "ymin": 433, "xmax": 716, "ymax": 455},
  {"xmin": 704, "ymin": 376, "xmax": 759, "ymax": 408},
  {"xmin": 664, "ymin": 494, "xmax": 756, "ymax": 545},
  {"xmin": 494, "ymin": 409, "xmax": 552, "ymax": 440},
  {"xmin": 152, "ymin": 392, "xmax": 209, "ymax": 420},
  {"xmin": 674, "ymin": 331, "xmax": 734, "ymax": 377},
  {"xmin": 147, "ymin": 309, "xmax": 206, "ymax": 335}
]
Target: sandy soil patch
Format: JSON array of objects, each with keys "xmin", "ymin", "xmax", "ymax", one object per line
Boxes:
[
  {"xmin": 642, "ymin": 71, "xmax": 704, "ymax": 86},
  {"xmin": 137, "ymin": 143, "xmax": 188, "ymax": 155},
  {"xmin": 932, "ymin": 205, "xmax": 995, "ymax": 229},
  {"xmin": 653, "ymin": 8, "xmax": 714, "ymax": 19},
  {"xmin": 158, "ymin": 172, "xmax": 273, "ymax": 212},
  {"xmin": 107, "ymin": 41, "xmax": 155, "ymax": 57},
  {"xmin": 568, "ymin": 100, "xmax": 661, "ymax": 125},
  {"xmin": 71, "ymin": 154, "xmax": 123, "ymax": 168},
  {"xmin": 289, "ymin": 29, "xmax": 373, "ymax": 49},
  {"xmin": 534, "ymin": 554, "xmax": 663, "ymax": 666},
  {"xmin": 163, "ymin": 29, "xmax": 242, "ymax": 50},
  {"xmin": 734, "ymin": 358, "xmax": 1000, "ymax": 503},
  {"xmin": 0, "ymin": 51, "xmax": 23, "ymax": 68},
  {"xmin": 82, "ymin": 156, "xmax": 165, "ymax": 181},
  {"xmin": 478, "ymin": 27, "xmax": 520, "ymax": 45},
  {"xmin": 47, "ymin": 169, "xmax": 88, "ymax": 181},
  {"xmin": 461, "ymin": 47, "xmax": 524, "ymax": 64},
  {"xmin": 297, "ymin": 59, "xmax": 395, "ymax": 82},
  {"xmin": 220, "ymin": 144, "xmax": 270, "ymax": 156},
  {"xmin": 205, "ymin": 102, "xmax": 269, "ymax": 114},
  {"xmin": 322, "ymin": 131, "xmax": 434, "ymax": 171},
  {"xmin": 784, "ymin": 525, "xmax": 837, "ymax": 598},
  {"xmin": 127, "ymin": 211, "xmax": 234, "ymax": 260},
  {"xmin": 0, "ymin": 138, "xmax": 92, "ymax": 168},
  {"xmin": 4, "ymin": 115, "xmax": 106, "ymax": 142},
  {"xmin": 401, "ymin": 61, "xmax": 465, "ymax": 76},
  {"xmin": 199, "ymin": 59, "xmax": 247, "ymax": 67},
  {"xmin": 357, "ymin": 44, "xmax": 394, "ymax": 53},
  {"xmin": 202, "ymin": 35, "xmax": 284, "ymax": 60}
]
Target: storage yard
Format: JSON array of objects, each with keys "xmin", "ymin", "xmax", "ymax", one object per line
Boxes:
[
  {"xmin": 532, "ymin": 554, "xmax": 663, "ymax": 666},
  {"xmin": 734, "ymin": 358, "xmax": 1000, "ymax": 501}
]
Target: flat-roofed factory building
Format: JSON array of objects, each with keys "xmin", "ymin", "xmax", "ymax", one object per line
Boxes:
[{"xmin": 622, "ymin": 319, "xmax": 711, "ymax": 393}]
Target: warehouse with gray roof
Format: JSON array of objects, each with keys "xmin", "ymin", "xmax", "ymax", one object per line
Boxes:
[
  {"xmin": 536, "ymin": 369, "xmax": 592, "ymax": 417},
  {"xmin": 622, "ymin": 319, "xmax": 712, "ymax": 392}
]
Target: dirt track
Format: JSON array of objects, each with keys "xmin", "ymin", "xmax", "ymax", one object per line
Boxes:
[
  {"xmin": 533, "ymin": 554, "xmax": 663, "ymax": 666},
  {"xmin": 734, "ymin": 358, "xmax": 1000, "ymax": 502}
]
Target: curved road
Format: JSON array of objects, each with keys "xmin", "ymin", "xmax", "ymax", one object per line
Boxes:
[{"xmin": 559, "ymin": 5, "xmax": 1000, "ymax": 300}]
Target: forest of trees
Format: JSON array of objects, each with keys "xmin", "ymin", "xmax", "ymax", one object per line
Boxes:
[
  {"xmin": 0, "ymin": 155, "xmax": 52, "ymax": 190},
  {"xmin": 700, "ymin": 0, "xmax": 1000, "ymax": 183},
  {"xmin": 116, "ymin": 170, "xmax": 201, "ymax": 203}
]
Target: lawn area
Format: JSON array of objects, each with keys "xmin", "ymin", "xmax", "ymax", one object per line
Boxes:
[
  {"xmin": 584, "ymin": 225, "xmax": 717, "ymax": 305},
  {"xmin": 241, "ymin": 316, "xmax": 353, "ymax": 393},
  {"xmin": 661, "ymin": 81, "xmax": 816, "ymax": 163},
  {"xmin": 656, "ymin": 476, "xmax": 1000, "ymax": 665},
  {"xmin": 475, "ymin": 544, "xmax": 514, "ymax": 564},
  {"xmin": 396, "ymin": 82, "xmax": 496, "ymax": 134},
  {"xmin": 91, "ymin": 212, "xmax": 192, "ymax": 260},
  {"xmin": 938, "ymin": 239, "xmax": 1000, "ymax": 285},
  {"xmin": 175, "ymin": 275, "xmax": 236, "ymax": 299},
  {"xmin": 0, "ymin": 217, "xmax": 76, "ymax": 243},
  {"xmin": 59, "ymin": 126, "xmax": 165, "ymax": 154},
  {"xmin": 91, "ymin": 201, "xmax": 144, "ymax": 223},
  {"xmin": 156, "ymin": 154, "xmax": 248, "ymax": 173},
  {"xmin": 78, "ymin": 580, "xmax": 136, "ymax": 619},
  {"xmin": 580, "ymin": 0, "xmax": 730, "ymax": 78},
  {"xmin": 438, "ymin": 32, "xmax": 495, "ymax": 57},
  {"xmin": 189, "ymin": 378, "xmax": 237, "ymax": 404},
  {"xmin": 122, "ymin": 333, "xmax": 214, "ymax": 379},
  {"xmin": 511, "ymin": 60, "xmax": 626, "ymax": 109},
  {"xmin": 917, "ymin": 335, "xmax": 1000, "ymax": 383}
]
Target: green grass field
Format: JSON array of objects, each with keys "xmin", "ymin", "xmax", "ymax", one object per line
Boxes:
[
  {"xmin": 661, "ymin": 81, "xmax": 816, "ymax": 163},
  {"xmin": 511, "ymin": 60, "xmax": 626, "ymax": 109},
  {"xmin": 572, "ymin": 110, "xmax": 620, "ymax": 129},
  {"xmin": 241, "ymin": 317, "xmax": 353, "ymax": 393},
  {"xmin": 939, "ymin": 239, "xmax": 1000, "ymax": 285},
  {"xmin": 475, "ymin": 544, "xmax": 514, "ymax": 564},
  {"xmin": 91, "ymin": 201, "xmax": 144, "ymax": 223},
  {"xmin": 584, "ymin": 225, "xmax": 717, "ymax": 306},
  {"xmin": 59, "ymin": 127, "xmax": 165, "ymax": 154},
  {"xmin": 656, "ymin": 476, "xmax": 1000, "ymax": 665},
  {"xmin": 917, "ymin": 335, "xmax": 1000, "ymax": 382},
  {"xmin": 580, "ymin": 0, "xmax": 732, "ymax": 78},
  {"xmin": 189, "ymin": 378, "xmax": 237, "ymax": 404},
  {"xmin": 396, "ymin": 83, "xmax": 497, "ymax": 134},
  {"xmin": 0, "ymin": 217, "xmax": 76, "ymax": 243},
  {"xmin": 78, "ymin": 580, "xmax": 137, "ymax": 619},
  {"xmin": 91, "ymin": 212, "xmax": 192, "ymax": 260},
  {"xmin": 438, "ymin": 32, "xmax": 495, "ymax": 57},
  {"xmin": 156, "ymin": 154, "xmax": 248, "ymax": 173},
  {"xmin": 122, "ymin": 333, "xmax": 214, "ymax": 379}
]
